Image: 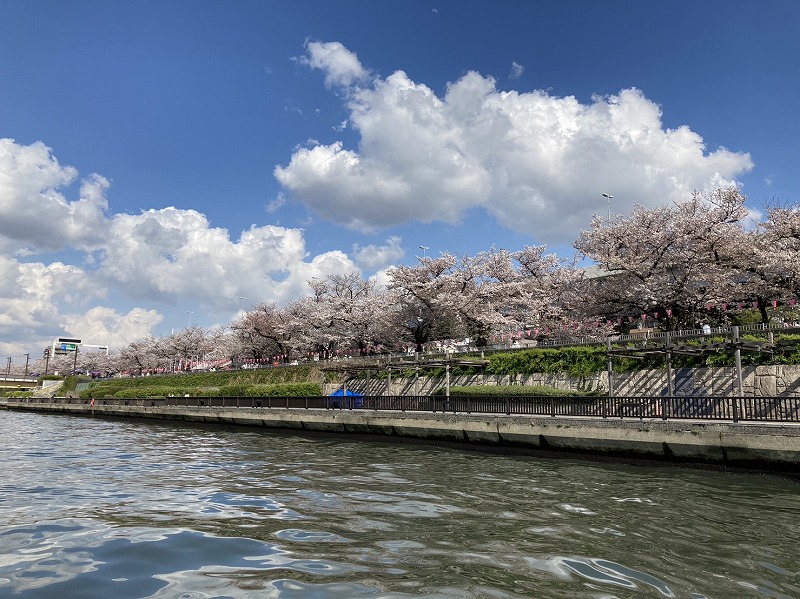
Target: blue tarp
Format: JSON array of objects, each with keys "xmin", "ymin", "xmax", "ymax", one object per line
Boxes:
[{"xmin": 330, "ymin": 388, "xmax": 363, "ymax": 396}]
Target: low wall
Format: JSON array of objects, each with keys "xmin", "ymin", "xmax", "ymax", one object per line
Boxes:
[
  {"xmin": 7, "ymin": 401, "xmax": 800, "ymax": 473},
  {"xmin": 333, "ymin": 365, "xmax": 800, "ymax": 397}
]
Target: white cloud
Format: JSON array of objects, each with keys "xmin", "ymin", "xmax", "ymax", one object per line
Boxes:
[
  {"xmin": 0, "ymin": 255, "xmax": 107, "ymax": 354},
  {"xmin": 265, "ymin": 192, "xmax": 286, "ymax": 214},
  {"xmin": 0, "ymin": 138, "xmax": 361, "ymax": 352},
  {"xmin": 99, "ymin": 207, "xmax": 357, "ymax": 308},
  {"xmin": 352, "ymin": 235, "xmax": 405, "ymax": 270},
  {"xmin": 61, "ymin": 306, "xmax": 163, "ymax": 348},
  {"xmin": 0, "ymin": 139, "xmax": 108, "ymax": 253},
  {"xmin": 276, "ymin": 43, "xmax": 754, "ymax": 244},
  {"xmin": 368, "ymin": 267, "xmax": 393, "ymax": 290},
  {"xmin": 510, "ymin": 61, "xmax": 524, "ymax": 79},
  {"xmin": 298, "ymin": 40, "xmax": 368, "ymax": 88},
  {"xmin": 742, "ymin": 207, "xmax": 763, "ymax": 231}
]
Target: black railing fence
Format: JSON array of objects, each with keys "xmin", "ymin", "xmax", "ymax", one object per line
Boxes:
[{"xmin": 9, "ymin": 395, "xmax": 800, "ymax": 423}]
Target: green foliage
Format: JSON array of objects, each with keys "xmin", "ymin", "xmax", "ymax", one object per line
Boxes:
[
  {"xmin": 62, "ymin": 375, "xmax": 90, "ymax": 392},
  {"xmin": 79, "ymin": 366, "xmax": 323, "ymax": 397},
  {"xmin": 108, "ymin": 387, "xmax": 180, "ymax": 399},
  {"xmin": 432, "ymin": 384, "xmax": 599, "ymax": 397},
  {"xmin": 80, "ymin": 381, "xmax": 321, "ymax": 399},
  {"xmin": 216, "ymin": 383, "xmax": 321, "ymax": 397},
  {"xmin": 485, "ymin": 347, "xmax": 607, "ymax": 376}
]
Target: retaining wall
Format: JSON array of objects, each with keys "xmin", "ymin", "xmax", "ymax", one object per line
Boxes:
[
  {"xmin": 331, "ymin": 365, "xmax": 800, "ymax": 397},
  {"xmin": 6, "ymin": 400, "xmax": 800, "ymax": 473}
]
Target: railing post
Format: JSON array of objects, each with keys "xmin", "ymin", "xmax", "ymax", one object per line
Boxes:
[
  {"xmin": 733, "ymin": 325, "xmax": 743, "ymax": 422},
  {"xmin": 606, "ymin": 337, "xmax": 614, "ymax": 397}
]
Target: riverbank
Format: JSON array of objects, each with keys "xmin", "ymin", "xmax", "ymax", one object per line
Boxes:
[{"xmin": 4, "ymin": 399, "xmax": 799, "ymax": 473}]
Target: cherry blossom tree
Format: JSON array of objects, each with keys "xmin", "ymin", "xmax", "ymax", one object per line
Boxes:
[
  {"xmin": 726, "ymin": 202, "xmax": 800, "ymax": 322},
  {"xmin": 762, "ymin": 204, "xmax": 800, "ymax": 294},
  {"xmin": 116, "ymin": 337, "xmax": 168, "ymax": 375},
  {"xmin": 506, "ymin": 245, "xmax": 595, "ymax": 339},
  {"xmin": 387, "ymin": 248, "xmax": 586, "ymax": 348},
  {"xmin": 232, "ymin": 302, "xmax": 299, "ymax": 362},
  {"xmin": 304, "ymin": 273, "xmax": 398, "ymax": 356},
  {"xmin": 574, "ymin": 187, "xmax": 750, "ymax": 331},
  {"xmin": 388, "ymin": 252, "xmax": 504, "ymax": 348}
]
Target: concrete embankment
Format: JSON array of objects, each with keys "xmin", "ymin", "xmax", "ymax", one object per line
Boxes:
[{"xmin": 5, "ymin": 400, "xmax": 800, "ymax": 473}]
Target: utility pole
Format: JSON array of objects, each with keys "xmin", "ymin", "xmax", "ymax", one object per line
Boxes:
[{"xmin": 24, "ymin": 353, "xmax": 30, "ymax": 376}]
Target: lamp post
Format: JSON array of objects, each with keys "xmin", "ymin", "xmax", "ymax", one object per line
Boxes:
[
  {"xmin": 419, "ymin": 245, "xmax": 429, "ymax": 259},
  {"xmin": 602, "ymin": 193, "xmax": 614, "ymax": 224}
]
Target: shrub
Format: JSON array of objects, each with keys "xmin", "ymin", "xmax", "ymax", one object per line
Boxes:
[
  {"xmin": 485, "ymin": 347, "xmax": 607, "ymax": 376},
  {"xmin": 432, "ymin": 384, "xmax": 599, "ymax": 397},
  {"xmin": 80, "ymin": 382, "xmax": 322, "ymax": 399}
]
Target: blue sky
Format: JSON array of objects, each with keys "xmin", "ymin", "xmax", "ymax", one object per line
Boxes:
[{"xmin": 1, "ymin": 0, "xmax": 798, "ymax": 357}]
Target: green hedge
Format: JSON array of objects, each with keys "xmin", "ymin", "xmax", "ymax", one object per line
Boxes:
[
  {"xmin": 432, "ymin": 384, "xmax": 599, "ymax": 397},
  {"xmin": 481, "ymin": 335, "xmax": 800, "ymax": 375},
  {"xmin": 80, "ymin": 367, "xmax": 322, "ymax": 397},
  {"xmin": 81, "ymin": 382, "xmax": 322, "ymax": 399},
  {"xmin": 485, "ymin": 347, "xmax": 607, "ymax": 376}
]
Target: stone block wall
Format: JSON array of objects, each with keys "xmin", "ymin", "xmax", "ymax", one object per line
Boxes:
[{"xmin": 329, "ymin": 365, "xmax": 800, "ymax": 397}]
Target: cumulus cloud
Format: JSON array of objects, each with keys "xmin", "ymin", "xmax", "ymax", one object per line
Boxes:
[
  {"xmin": 276, "ymin": 43, "xmax": 754, "ymax": 244},
  {"xmin": 0, "ymin": 255, "xmax": 106, "ymax": 355},
  {"xmin": 0, "ymin": 138, "xmax": 361, "ymax": 353},
  {"xmin": 99, "ymin": 207, "xmax": 358, "ymax": 309},
  {"xmin": 60, "ymin": 306, "xmax": 164, "ymax": 348},
  {"xmin": 510, "ymin": 61, "xmax": 524, "ymax": 79},
  {"xmin": 352, "ymin": 235, "xmax": 405, "ymax": 270},
  {"xmin": 297, "ymin": 40, "xmax": 368, "ymax": 88},
  {"xmin": 0, "ymin": 139, "xmax": 109, "ymax": 253}
]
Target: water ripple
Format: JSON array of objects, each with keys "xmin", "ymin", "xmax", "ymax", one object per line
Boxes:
[{"xmin": 1, "ymin": 411, "xmax": 799, "ymax": 598}]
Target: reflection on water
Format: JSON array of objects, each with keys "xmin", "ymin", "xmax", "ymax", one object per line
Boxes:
[{"xmin": 1, "ymin": 411, "xmax": 799, "ymax": 598}]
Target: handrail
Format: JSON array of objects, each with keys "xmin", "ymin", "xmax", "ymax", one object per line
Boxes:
[{"xmin": 7, "ymin": 394, "xmax": 799, "ymax": 424}]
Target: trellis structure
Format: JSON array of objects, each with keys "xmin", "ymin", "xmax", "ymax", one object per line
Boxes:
[
  {"xmin": 605, "ymin": 325, "xmax": 800, "ymax": 398},
  {"xmin": 321, "ymin": 352, "xmax": 490, "ymax": 397}
]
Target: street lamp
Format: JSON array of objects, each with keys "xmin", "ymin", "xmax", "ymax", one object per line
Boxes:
[
  {"xmin": 419, "ymin": 245, "xmax": 429, "ymax": 258},
  {"xmin": 602, "ymin": 193, "xmax": 614, "ymax": 224}
]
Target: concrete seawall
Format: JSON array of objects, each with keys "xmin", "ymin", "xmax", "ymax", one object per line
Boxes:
[{"xmin": 6, "ymin": 401, "xmax": 800, "ymax": 473}]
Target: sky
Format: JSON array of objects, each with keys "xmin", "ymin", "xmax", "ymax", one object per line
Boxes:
[{"xmin": 1, "ymin": 0, "xmax": 799, "ymax": 361}]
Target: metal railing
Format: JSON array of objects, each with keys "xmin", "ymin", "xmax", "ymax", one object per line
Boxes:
[{"xmin": 8, "ymin": 395, "xmax": 800, "ymax": 423}]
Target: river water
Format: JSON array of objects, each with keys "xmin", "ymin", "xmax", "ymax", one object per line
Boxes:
[{"xmin": 1, "ymin": 411, "xmax": 798, "ymax": 598}]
